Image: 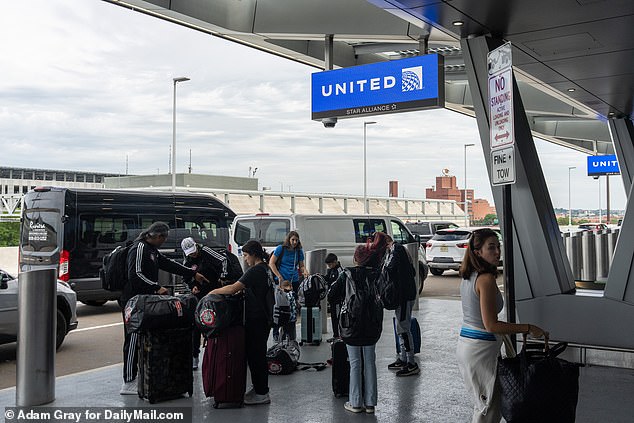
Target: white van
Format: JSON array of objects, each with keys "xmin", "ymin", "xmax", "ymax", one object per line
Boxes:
[{"xmin": 229, "ymin": 213, "xmax": 428, "ymax": 285}]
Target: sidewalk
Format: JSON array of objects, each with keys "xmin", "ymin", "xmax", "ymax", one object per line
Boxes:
[{"xmin": 1, "ymin": 298, "xmax": 633, "ymax": 422}]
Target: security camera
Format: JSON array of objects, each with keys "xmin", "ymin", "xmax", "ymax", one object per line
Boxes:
[{"xmin": 322, "ymin": 117, "xmax": 337, "ymax": 128}]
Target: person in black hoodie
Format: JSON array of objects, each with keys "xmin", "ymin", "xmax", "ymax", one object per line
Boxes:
[
  {"xmin": 382, "ymin": 234, "xmax": 420, "ymax": 377},
  {"xmin": 325, "ymin": 253, "xmax": 344, "ymax": 342},
  {"xmin": 118, "ymin": 222, "xmax": 208, "ymax": 395},
  {"xmin": 329, "ymin": 245, "xmax": 383, "ymax": 414}
]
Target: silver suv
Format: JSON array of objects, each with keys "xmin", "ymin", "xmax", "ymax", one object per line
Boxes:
[{"xmin": 0, "ymin": 268, "xmax": 78, "ymax": 349}]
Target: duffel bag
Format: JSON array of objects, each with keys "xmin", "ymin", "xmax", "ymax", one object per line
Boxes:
[
  {"xmin": 266, "ymin": 339, "xmax": 301, "ymax": 375},
  {"xmin": 194, "ymin": 293, "xmax": 244, "ymax": 338},
  {"xmin": 497, "ymin": 336, "xmax": 581, "ymax": 423},
  {"xmin": 125, "ymin": 294, "xmax": 198, "ymax": 334}
]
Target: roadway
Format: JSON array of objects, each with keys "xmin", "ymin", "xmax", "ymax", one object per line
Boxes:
[{"xmin": 0, "ymin": 273, "xmax": 470, "ymax": 390}]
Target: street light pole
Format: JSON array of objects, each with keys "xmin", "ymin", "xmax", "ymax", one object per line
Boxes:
[
  {"xmin": 172, "ymin": 77, "xmax": 190, "ymax": 192},
  {"xmin": 464, "ymin": 143, "xmax": 475, "ymax": 226},
  {"xmin": 568, "ymin": 166, "xmax": 576, "ymax": 227},
  {"xmin": 363, "ymin": 121, "xmax": 377, "ymax": 214}
]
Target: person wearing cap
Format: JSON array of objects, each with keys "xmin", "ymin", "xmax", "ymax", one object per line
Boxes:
[
  {"xmin": 180, "ymin": 236, "xmax": 228, "ymax": 369},
  {"xmin": 119, "ymin": 222, "xmax": 209, "ymax": 395}
]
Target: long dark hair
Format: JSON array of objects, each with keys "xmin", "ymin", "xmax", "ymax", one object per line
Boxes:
[
  {"xmin": 242, "ymin": 239, "xmax": 269, "ymax": 262},
  {"xmin": 135, "ymin": 221, "xmax": 169, "ymax": 242},
  {"xmin": 364, "ymin": 231, "xmax": 390, "ymax": 269},
  {"xmin": 458, "ymin": 228, "xmax": 499, "ymax": 279},
  {"xmin": 282, "ymin": 230, "xmax": 303, "ymax": 250}
]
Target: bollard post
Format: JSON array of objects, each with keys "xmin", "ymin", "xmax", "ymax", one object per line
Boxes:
[
  {"xmin": 16, "ymin": 269, "xmax": 57, "ymax": 406},
  {"xmin": 304, "ymin": 249, "xmax": 328, "ymax": 334},
  {"xmin": 580, "ymin": 231, "xmax": 596, "ymax": 282},
  {"xmin": 595, "ymin": 230, "xmax": 609, "ymax": 282}
]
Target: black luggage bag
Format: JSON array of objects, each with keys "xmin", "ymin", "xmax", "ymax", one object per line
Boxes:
[
  {"xmin": 497, "ymin": 339, "xmax": 581, "ymax": 423},
  {"xmin": 331, "ymin": 338, "xmax": 349, "ymax": 397},
  {"xmin": 138, "ymin": 327, "xmax": 193, "ymax": 403}
]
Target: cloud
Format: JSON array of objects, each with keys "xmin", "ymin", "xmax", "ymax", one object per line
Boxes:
[{"xmin": 0, "ymin": 0, "xmax": 625, "ymax": 211}]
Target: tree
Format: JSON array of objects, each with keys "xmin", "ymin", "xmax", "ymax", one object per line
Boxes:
[{"xmin": 0, "ymin": 222, "xmax": 20, "ymax": 247}]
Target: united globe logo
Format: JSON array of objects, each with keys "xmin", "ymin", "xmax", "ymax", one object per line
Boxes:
[{"xmin": 402, "ymin": 66, "xmax": 423, "ymax": 92}]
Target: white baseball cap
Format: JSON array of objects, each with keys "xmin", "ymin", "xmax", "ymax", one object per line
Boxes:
[{"xmin": 181, "ymin": 237, "xmax": 197, "ymax": 256}]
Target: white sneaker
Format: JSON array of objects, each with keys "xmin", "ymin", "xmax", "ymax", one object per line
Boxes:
[
  {"xmin": 119, "ymin": 379, "xmax": 138, "ymax": 395},
  {"xmin": 244, "ymin": 388, "xmax": 270, "ymax": 405},
  {"xmin": 192, "ymin": 357, "xmax": 199, "ymax": 370}
]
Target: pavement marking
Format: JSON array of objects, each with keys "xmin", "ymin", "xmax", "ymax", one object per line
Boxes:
[{"xmin": 70, "ymin": 322, "xmax": 123, "ymax": 333}]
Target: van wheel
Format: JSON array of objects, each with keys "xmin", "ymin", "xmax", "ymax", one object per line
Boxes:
[
  {"xmin": 56, "ymin": 309, "xmax": 68, "ymax": 350},
  {"xmin": 83, "ymin": 300, "xmax": 107, "ymax": 306},
  {"xmin": 430, "ymin": 268, "xmax": 444, "ymax": 276}
]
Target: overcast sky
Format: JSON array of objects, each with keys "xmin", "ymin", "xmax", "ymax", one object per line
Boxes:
[{"xmin": 0, "ymin": 0, "xmax": 627, "ymax": 211}]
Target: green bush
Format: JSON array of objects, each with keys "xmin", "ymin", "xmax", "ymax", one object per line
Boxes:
[{"xmin": 0, "ymin": 222, "xmax": 20, "ymax": 247}]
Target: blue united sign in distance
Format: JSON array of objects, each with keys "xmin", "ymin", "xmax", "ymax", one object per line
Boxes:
[
  {"xmin": 587, "ymin": 154, "xmax": 620, "ymax": 176},
  {"xmin": 311, "ymin": 54, "xmax": 444, "ymax": 121}
]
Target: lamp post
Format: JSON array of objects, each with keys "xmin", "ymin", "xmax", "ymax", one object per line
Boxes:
[
  {"xmin": 172, "ymin": 77, "xmax": 190, "ymax": 192},
  {"xmin": 463, "ymin": 143, "xmax": 475, "ymax": 226},
  {"xmin": 568, "ymin": 166, "xmax": 576, "ymax": 227},
  {"xmin": 363, "ymin": 121, "xmax": 377, "ymax": 214}
]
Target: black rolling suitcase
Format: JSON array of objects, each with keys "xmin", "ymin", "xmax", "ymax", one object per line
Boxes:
[
  {"xmin": 331, "ymin": 338, "xmax": 349, "ymax": 397},
  {"xmin": 138, "ymin": 327, "xmax": 193, "ymax": 403}
]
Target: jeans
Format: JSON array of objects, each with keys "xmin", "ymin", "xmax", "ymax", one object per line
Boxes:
[
  {"xmin": 395, "ymin": 300, "xmax": 415, "ymax": 363},
  {"xmin": 346, "ymin": 344, "xmax": 377, "ymax": 408}
]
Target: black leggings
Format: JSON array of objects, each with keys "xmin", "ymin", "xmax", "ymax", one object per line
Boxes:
[{"xmin": 245, "ymin": 319, "xmax": 271, "ymax": 395}]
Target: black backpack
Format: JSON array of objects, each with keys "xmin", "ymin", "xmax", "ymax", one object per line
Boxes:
[
  {"xmin": 194, "ymin": 293, "xmax": 244, "ymax": 338},
  {"xmin": 298, "ymin": 274, "xmax": 327, "ymax": 307},
  {"xmin": 339, "ymin": 267, "xmax": 383, "ymax": 345},
  {"xmin": 100, "ymin": 242, "xmax": 131, "ymax": 292}
]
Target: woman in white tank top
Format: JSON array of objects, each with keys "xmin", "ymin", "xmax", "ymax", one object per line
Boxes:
[{"xmin": 456, "ymin": 228, "xmax": 547, "ymax": 423}]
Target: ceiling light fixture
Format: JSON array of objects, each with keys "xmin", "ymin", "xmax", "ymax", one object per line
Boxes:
[
  {"xmin": 567, "ymin": 88, "xmax": 576, "ymax": 92},
  {"xmin": 452, "ymin": 20, "xmax": 464, "ymax": 26}
]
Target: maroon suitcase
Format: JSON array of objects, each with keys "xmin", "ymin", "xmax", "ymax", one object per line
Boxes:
[{"xmin": 202, "ymin": 326, "xmax": 247, "ymax": 408}]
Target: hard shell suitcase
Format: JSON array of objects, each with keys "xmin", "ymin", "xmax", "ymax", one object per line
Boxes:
[
  {"xmin": 300, "ymin": 306, "xmax": 321, "ymax": 345},
  {"xmin": 393, "ymin": 317, "xmax": 421, "ymax": 354},
  {"xmin": 137, "ymin": 327, "xmax": 193, "ymax": 403},
  {"xmin": 202, "ymin": 325, "xmax": 247, "ymax": 408},
  {"xmin": 331, "ymin": 338, "xmax": 349, "ymax": 397}
]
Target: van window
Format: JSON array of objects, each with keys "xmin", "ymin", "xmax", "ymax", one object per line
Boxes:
[
  {"xmin": 391, "ymin": 220, "xmax": 416, "ymax": 244},
  {"xmin": 234, "ymin": 219, "xmax": 290, "ymax": 247},
  {"xmin": 21, "ymin": 209, "xmax": 59, "ymax": 252},
  {"xmin": 353, "ymin": 219, "xmax": 386, "ymax": 243},
  {"xmin": 81, "ymin": 215, "xmax": 137, "ymax": 247},
  {"xmin": 176, "ymin": 216, "xmax": 229, "ymax": 247}
]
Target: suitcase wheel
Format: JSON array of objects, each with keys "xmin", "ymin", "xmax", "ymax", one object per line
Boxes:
[{"xmin": 299, "ymin": 341, "xmax": 304, "ymax": 346}]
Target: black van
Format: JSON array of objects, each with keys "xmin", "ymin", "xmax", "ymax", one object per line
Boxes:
[{"xmin": 20, "ymin": 187, "xmax": 236, "ymax": 305}]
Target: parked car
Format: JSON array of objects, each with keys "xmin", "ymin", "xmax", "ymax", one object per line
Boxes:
[
  {"xmin": 425, "ymin": 227, "xmax": 503, "ymax": 276},
  {"xmin": 0, "ymin": 268, "xmax": 78, "ymax": 349},
  {"xmin": 406, "ymin": 221, "xmax": 459, "ymax": 244},
  {"xmin": 578, "ymin": 223, "xmax": 608, "ymax": 232}
]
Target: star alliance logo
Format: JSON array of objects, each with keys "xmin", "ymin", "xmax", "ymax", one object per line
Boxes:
[{"xmin": 402, "ymin": 66, "xmax": 423, "ymax": 91}]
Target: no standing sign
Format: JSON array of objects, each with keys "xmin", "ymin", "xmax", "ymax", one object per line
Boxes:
[{"xmin": 487, "ymin": 42, "xmax": 515, "ymax": 186}]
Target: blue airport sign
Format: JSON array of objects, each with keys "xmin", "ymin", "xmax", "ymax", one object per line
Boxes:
[
  {"xmin": 587, "ymin": 155, "xmax": 620, "ymax": 176},
  {"xmin": 311, "ymin": 55, "xmax": 444, "ymax": 120}
]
